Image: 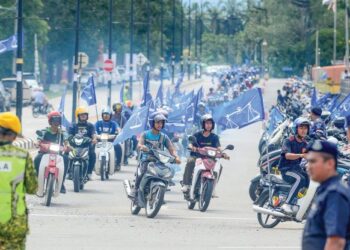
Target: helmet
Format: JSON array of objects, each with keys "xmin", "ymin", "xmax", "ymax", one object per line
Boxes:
[
  {"xmin": 150, "ymin": 112, "xmax": 167, "ymax": 129},
  {"xmin": 48, "ymin": 111, "xmax": 62, "ymax": 125},
  {"xmin": 201, "ymin": 114, "xmax": 215, "ymax": 131},
  {"xmin": 112, "ymin": 103, "xmax": 123, "ymax": 112},
  {"xmin": 125, "ymin": 100, "xmax": 133, "ymax": 108},
  {"xmin": 101, "ymin": 107, "xmax": 112, "ymax": 121},
  {"xmin": 0, "ymin": 112, "xmax": 21, "ymax": 135},
  {"xmin": 75, "ymin": 106, "xmax": 89, "ymax": 121},
  {"xmin": 156, "ymin": 108, "xmax": 169, "ymax": 119},
  {"xmin": 198, "ymin": 102, "xmax": 206, "ymax": 108},
  {"xmin": 292, "ymin": 117, "xmax": 310, "ymax": 135}
]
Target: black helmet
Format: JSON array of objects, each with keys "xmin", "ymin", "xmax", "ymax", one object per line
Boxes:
[{"xmin": 201, "ymin": 114, "xmax": 215, "ymax": 131}]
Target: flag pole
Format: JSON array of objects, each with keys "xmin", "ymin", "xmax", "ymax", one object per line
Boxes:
[
  {"xmin": 333, "ymin": 0, "xmax": 337, "ymax": 63},
  {"xmin": 345, "ymin": 0, "xmax": 349, "ymax": 71}
]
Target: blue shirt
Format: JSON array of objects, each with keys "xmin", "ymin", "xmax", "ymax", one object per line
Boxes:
[
  {"xmin": 302, "ymin": 176, "xmax": 350, "ymax": 250},
  {"xmin": 140, "ymin": 130, "xmax": 171, "ymax": 161},
  {"xmin": 95, "ymin": 120, "xmax": 119, "ymax": 135},
  {"xmin": 278, "ymin": 136, "xmax": 307, "ymax": 172}
]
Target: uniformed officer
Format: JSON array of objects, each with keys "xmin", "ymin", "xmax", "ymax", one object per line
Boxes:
[
  {"xmin": 310, "ymin": 107, "xmax": 327, "ymax": 140},
  {"xmin": 0, "ymin": 112, "xmax": 38, "ymax": 250},
  {"xmin": 302, "ymin": 140, "xmax": 350, "ymax": 250}
]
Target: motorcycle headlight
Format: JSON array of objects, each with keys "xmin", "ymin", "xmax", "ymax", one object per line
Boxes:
[
  {"xmin": 208, "ymin": 150, "xmax": 216, "ymax": 157},
  {"xmin": 49, "ymin": 144, "xmax": 60, "ymax": 153},
  {"xmin": 101, "ymin": 134, "xmax": 109, "ymax": 140},
  {"xmin": 158, "ymin": 154, "xmax": 171, "ymax": 164}
]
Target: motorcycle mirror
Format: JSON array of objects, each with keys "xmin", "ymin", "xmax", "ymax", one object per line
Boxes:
[
  {"xmin": 225, "ymin": 144, "xmax": 234, "ymax": 150},
  {"xmin": 36, "ymin": 130, "xmax": 43, "ymax": 137}
]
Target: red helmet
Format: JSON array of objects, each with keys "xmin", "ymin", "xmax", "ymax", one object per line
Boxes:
[{"xmin": 48, "ymin": 111, "xmax": 62, "ymax": 125}]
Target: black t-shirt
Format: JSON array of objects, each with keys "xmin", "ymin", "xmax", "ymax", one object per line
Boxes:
[
  {"xmin": 190, "ymin": 131, "xmax": 221, "ymax": 157},
  {"xmin": 278, "ymin": 136, "xmax": 307, "ymax": 172},
  {"xmin": 69, "ymin": 122, "xmax": 95, "ymax": 138}
]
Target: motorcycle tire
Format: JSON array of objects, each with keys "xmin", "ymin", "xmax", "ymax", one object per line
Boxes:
[
  {"xmin": 257, "ymin": 191, "xmax": 281, "ymax": 228},
  {"xmin": 249, "ymin": 176, "xmax": 261, "ymax": 201},
  {"xmin": 73, "ymin": 166, "xmax": 80, "ymax": 192},
  {"xmin": 45, "ymin": 173, "xmax": 55, "ymax": 207},
  {"xmin": 100, "ymin": 156, "xmax": 106, "ymax": 181},
  {"xmin": 32, "ymin": 109, "xmax": 39, "ymax": 118},
  {"xmin": 146, "ymin": 185, "xmax": 166, "ymax": 218},
  {"xmin": 199, "ymin": 179, "xmax": 214, "ymax": 212},
  {"xmin": 131, "ymin": 200, "xmax": 141, "ymax": 215}
]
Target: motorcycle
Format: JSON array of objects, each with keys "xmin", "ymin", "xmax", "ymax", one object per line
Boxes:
[
  {"xmin": 68, "ymin": 135, "xmax": 91, "ymax": 192},
  {"xmin": 32, "ymin": 102, "xmax": 53, "ymax": 118},
  {"xmin": 94, "ymin": 133, "xmax": 117, "ymax": 181},
  {"xmin": 36, "ymin": 130, "xmax": 66, "ymax": 206},
  {"xmin": 123, "ymin": 147, "xmax": 177, "ymax": 218},
  {"xmin": 184, "ymin": 136, "xmax": 234, "ymax": 212}
]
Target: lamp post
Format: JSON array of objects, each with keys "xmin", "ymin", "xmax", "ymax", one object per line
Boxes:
[
  {"xmin": 15, "ymin": 0, "xmax": 23, "ymax": 122},
  {"xmin": 107, "ymin": 0, "xmax": 113, "ymax": 107},
  {"xmin": 187, "ymin": 0, "xmax": 191, "ymax": 81},
  {"xmin": 171, "ymin": 0, "xmax": 176, "ymax": 84},
  {"xmin": 71, "ymin": 0, "xmax": 80, "ymax": 123},
  {"xmin": 180, "ymin": 0, "xmax": 184, "ymax": 75},
  {"xmin": 129, "ymin": 0, "xmax": 134, "ymax": 100},
  {"xmin": 262, "ymin": 39, "xmax": 268, "ymax": 75}
]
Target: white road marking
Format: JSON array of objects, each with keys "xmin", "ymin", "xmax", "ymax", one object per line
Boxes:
[
  {"xmin": 30, "ymin": 213, "xmax": 255, "ymax": 221},
  {"xmin": 218, "ymin": 247, "xmax": 299, "ymax": 249}
]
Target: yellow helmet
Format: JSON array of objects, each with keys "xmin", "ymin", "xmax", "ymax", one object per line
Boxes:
[
  {"xmin": 0, "ymin": 112, "xmax": 21, "ymax": 134},
  {"xmin": 75, "ymin": 106, "xmax": 88, "ymax": 118}
]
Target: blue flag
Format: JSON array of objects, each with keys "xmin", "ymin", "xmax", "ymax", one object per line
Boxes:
[
  {"xmin": 164, "ymin": 122, "xmax": 186, "ymax": 133},
  {"xmin": 57, "ymin": 86, "xmax": 71, "ymax": 129},
  {"xmin": 166, "ymin": 87, "xmax": 172, "ymax": 105},
  {"xmin": 213, "ymin": 88, "xmax": 265, "ymax": 130},
  {"xmin": 141, "ymin": 73, "xmax": 151, "ymax": 106},
  {"xmin": 316, "ymin": 92, "xmax": 331, "ymax": 108},
  {"xmin": 328, "ymin": 94, "xmax": 340, "ymax": 112},
  {"xmin": 81, "ymin": 76, "xmax": 97, "ymax": 106},
  {"xmin": 267, "ymin": 107, "xmax": 284, "ymax": 135},
  {"xmin": 331, "ymin": 93, "xmax": 350, "ymax": 119},
  {"xmin": 0, "ymin": 35, "xmax": 17, "ymax": 54},
  {"xmin": 155, "ymin": 82, "xmax": 163, "ymax": 108},
  {"xmin": 311, "ymin": 87, "xmax": 317, "ymax": 107},
  {"xmin": 114, "ymin": 103, "xmax": 150, "ymax": 144},
  {"xmin": 175, "ymin": 73, "xmax": 184, "ymax": 90}
]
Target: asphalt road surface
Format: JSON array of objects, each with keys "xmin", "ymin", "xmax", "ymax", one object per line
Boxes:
[{"xmin": 26, "ymin": 78, "xmax": 304, "ymax": 250}]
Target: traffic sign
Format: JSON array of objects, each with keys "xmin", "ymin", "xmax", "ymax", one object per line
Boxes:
[
  {"xmin": 104, "ymin": 59, "xmax": 114, "ymax": 72},
  {"xmin": 78, "ymin": 52, "xmax": 89, "ymax": 69},
  {"xmin": 136, "ymin": 53, "xmax": 148, "ymax": 66}
]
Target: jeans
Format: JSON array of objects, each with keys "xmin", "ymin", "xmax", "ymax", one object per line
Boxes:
[
  {"xmin": 282, "ymin": 169, "xmax": 309, "ymax": 204},
  {"xmin": 182, "ymin": 157, "xmax": 197, "ymax": 186},
  {"xmin": 88, "ymin": 146, "xmax": 96, "ymax": 174},
  {"xmin": 114, "ymin": 143, "xmax": 122, "ymax": 166}
]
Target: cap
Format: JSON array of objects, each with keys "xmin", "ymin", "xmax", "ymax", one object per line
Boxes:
[
  {"xmin": 311, "ymin": 107, "xmax": 322, "ymax": 116},
  {"xmin": 307, "ymin": 140, "xmax": 338, "ymax": 160}
]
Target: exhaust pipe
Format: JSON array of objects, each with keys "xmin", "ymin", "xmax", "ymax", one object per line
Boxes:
[
  {"xmin": 252, "ymin": 205, "xmax": 288, "ymax": 218},
  {"xmin": 123, "ymin": 180, "xmax": 132, "ymax": 198}
]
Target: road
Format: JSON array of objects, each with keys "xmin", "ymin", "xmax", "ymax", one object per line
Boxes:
[{"xmin": 26, "ymin": 78, "xmax": 304, "ymax": 250}]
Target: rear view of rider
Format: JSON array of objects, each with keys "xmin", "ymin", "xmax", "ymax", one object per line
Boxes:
[
  {"xmin": 95, "ymin": 107, "xmax": 123, "ymax": 170},
  {"xmin": 181, "ymin": 114, "xmax": 228, "ymax": 193},
  {"xmin": 68, "ymin": 107, "xmax": 97, "ymax": 180},
  {"xmin": 34, "ymin": 111, "xmax": 69, "ymax": 193},
  {"xmin": 130, "ymin": 113, "xmax": 181, "ymax": 197},
  {"xmin": 278, "ymin": 117, "xmax": 310, "ymax": 214}
]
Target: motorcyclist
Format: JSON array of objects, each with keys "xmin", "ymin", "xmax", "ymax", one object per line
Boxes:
[
  {"xmin": 130, "ymin": 113, "xmax": 181, "ymax": 198},
  {"xmin": 32, "ymin": 87, "xmax": 51, "ymax": 112},
  {"xmin": 68, "ymin": 106, "xmax": 97, "ymax": 180},
  {"xmin": 278, "ymin": 117, "xmax": 310, "ymax": 214},
  {"xmin": 34, "ymin": 111, "xmax": 69, "ymax": 193},
  {"xmin": 181, "ymin": 114, "xmax": 229, "ymax": 193},
  {"xmin": 95, "ymin": 107, "xmax": 123, "ymax": 170},
  {"xmin": 309, "ymin": 107, "xmax": 327, "ymax": 140},
  {"xmin": 125, "ymin": 100, "xmax": 138, "ymax": 156},
  {"xmin": 207, "ymin": 87, "xmax": 215, "ymax": 99},
  {"xmin": 195, "ymin": 102, "xmax": 209, "ymax": 127},
  {"xmin": 112, "ymin": 102, "xmax": 127, "ymax": 128}
]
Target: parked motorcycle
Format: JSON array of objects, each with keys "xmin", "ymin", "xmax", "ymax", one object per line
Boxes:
[
  {"xmin": 36, "ymin": 130, "xmax": 66, "ymax": 206},
  {"xmin": 94, "ymin": 133, "xmax": 116, "ymax": 181},
  {"xmin": 184, "ymin": 136, "xmax": 234, "ymax": 212},
  {"xmin": 123, "ymin": 147, "xmax": 177, "ymax": 218},
  {"xmin": 32, "ymin": 102, "xmax": 53, "ymax": 118},
  {"xmin": 68, "ymin": 135, "xmax": 91, "ymax": 192}
]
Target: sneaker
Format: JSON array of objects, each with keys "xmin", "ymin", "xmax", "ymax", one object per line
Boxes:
[
  {"xmin": 87, "ymin": 174, "xmax": 93, "ymax": 181},
  {"xmin": 281, "ymin": 203, "xmax": 294, "ymax": 214},
  {"xmin": 60, "ymin": 184, "xmax": 66, "ymax": 194},
  {"xmin": 181, "ymin": 185, "xmax": 190, "ymax": 193},
  {"xmin": 115, "ymin": 164, "xmax": 121, "ymax": 171}
]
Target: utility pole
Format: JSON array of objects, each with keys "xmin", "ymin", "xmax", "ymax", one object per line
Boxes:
[
  {"xmin": 71, "ymin": 0, "xmax": 80, "ymax": 123},
  {"xmin": 187, "ymin": 0, "xmax": 191, "ymax": 81},
  {"xmin": 194, "ymin": 6, "xmax": 198, "ymax": 79},
  {"xmin": 146, "ymin": 0, "xmax": 151, "ymax": 79},
  {"xmin": 160, "ymin": 0, "xmax": 164, "ymax": 87},
  {"xmin": 180, "ymin": 0, "xmax": 184, "ymax": 75},
  {"xmin": 129, "ymin": 0, "xmax": 134, "ymax": 100},
  {"xmin": 16, "ymin": 0, "xmax": 23, "ymax": 122},
  {"xmin": 199, "ymin": 0, "xmax": 203, "ymax": 79},
  {"xmin": 108, "ymin": 0, "xmax": 113, "ymax": 107},
  {"xmin": 345, "ymin": 0, "xmax": 349, "ymax": 71},
  {"xmin": 171, "ymin": 0, "xmax": 176, "ymax": 85}
]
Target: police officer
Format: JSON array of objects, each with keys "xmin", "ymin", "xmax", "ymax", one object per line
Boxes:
[
  {"xmin": 302, "ymin": 140, "xmax": 350, "ymax": 250},
  {"xmin": 0, "ymin": 112, "xmax": 38, "ymax": 250},
  {"xmin": 310, "ymin": 107, "xmax": 327, "ymax": 140}
]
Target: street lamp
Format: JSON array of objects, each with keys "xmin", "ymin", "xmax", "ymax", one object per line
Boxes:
[
  {"xmin": 16, "ymin": 0, "xmax": 23, "ymax": 122},
  {"xmin": 107, "ymin": 0, "xmax": 113, "ymax": 107},
  {"xmin": 262, "ymin": 39, "xmax": 268, "ymax": 75},
  {"xmin": 71, "ymin": 0, "xmax": 80, "ymax": 123}
]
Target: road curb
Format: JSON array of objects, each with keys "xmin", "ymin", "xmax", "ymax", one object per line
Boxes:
[{"xmin": 13, "ymin": 137, "xmax": 35, "ymax": 150}]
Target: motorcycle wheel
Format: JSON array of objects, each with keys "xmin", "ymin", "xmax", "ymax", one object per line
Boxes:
[
  {"xmin": 187, "ymin": 201, "xmax": 196, "ymax": 210},
  {"xmin": 131, "ymin": 200, "xmax": 141, "ymax": 215},
  {"xmin": 32, "ymin": 108, "xmax": 39, "ymax": 118},
  {"xmin": 257, "ymin": 192, "xmax": 281, "ymax": 228},
  {"xmin": 45, "ymin": 173, "xmax": 55, "ymax": 207},
  {"xmin": 146, "ymin": 185, "xmax": 166, "ymax": 218},
  {"xmin": 199, "ymin": 179, "xmax": 214, "ymax": 212},
  {"xmin": 249, "ymin": 177, "xmax": 261, "ymax": 201},
  {"xmin": 73, "ymin": 166, "xmax": 80, "ymax": 192},
  {"xmin": 100, "ymin": 156, "xmax": 106, "ymax": 181}
]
